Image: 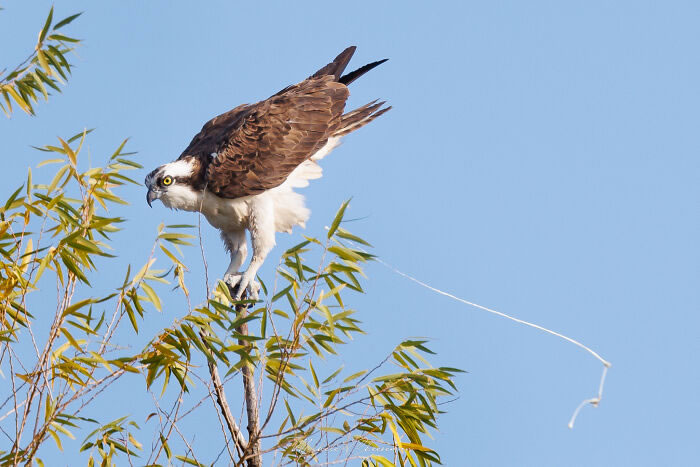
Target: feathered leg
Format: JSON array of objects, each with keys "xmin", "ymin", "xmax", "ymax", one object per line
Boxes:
[
  {"xmin": 231, "ymin": 196, "xmax": 276, "ymax": 300},
  {"xmin": 222, "ymin": 229, "xmax": 248, "ymax": 290}
]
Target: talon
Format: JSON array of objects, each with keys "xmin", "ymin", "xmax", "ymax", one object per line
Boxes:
[
  {"xmin": 248, "ymin": 281, "xmax": 261, "ymax": 301},
  {"xmin": 233, "ymin": 276, "xmax": 249, "ymax": 301},
  {"xmin": 224, "ymin": 273, "xmax": 246, "ymax": 302},
  {"xmin": 224, "ymin": 272, "xmax": 242, "ymax": 288},
  {"xmin": 224, "ymin": 273, "xmax": 260, "ymax": 305}
]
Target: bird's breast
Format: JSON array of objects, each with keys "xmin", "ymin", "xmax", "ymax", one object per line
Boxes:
[{"xmin": 200, "ymin": 191, "xmax": 251, "ymax": 231}]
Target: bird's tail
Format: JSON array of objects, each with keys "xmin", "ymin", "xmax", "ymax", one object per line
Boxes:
[
  {"xmin": 334, "ymin": 99, "xmax": 391, "ymax": 137},
  {"xmin": 311, "ymin": 46, "xmax": 391, "ymax": 139},
  {"xmin": 339, "ymin": 58, "xmax": 388, "ymax": 85},
  {"xmin": 311, "ymin": 46, "xmax": 389, "ymax": 86}
]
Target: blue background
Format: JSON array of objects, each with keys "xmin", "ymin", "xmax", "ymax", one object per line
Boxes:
[{"xmin": 2, "ymin": 1, "xmax": 699, "ymax": 465}]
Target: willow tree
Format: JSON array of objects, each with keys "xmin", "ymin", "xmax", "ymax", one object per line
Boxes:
[{"xmin": 1, "ymin": 7, "xmax": 460, "ymax": 466}]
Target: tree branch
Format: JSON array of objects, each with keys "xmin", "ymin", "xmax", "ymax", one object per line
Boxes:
[
  {"xmin": 233, "ymin": 296, "xmax": 262, "ymax": 467},
  {"xmin": 201, "ymin": 329, "xmax": 247, "ymax": 459}
]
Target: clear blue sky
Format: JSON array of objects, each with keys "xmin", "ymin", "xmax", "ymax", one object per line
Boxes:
[{"xmin": 2, "ymin": 1, "xmax": 699, "ymax": 465}]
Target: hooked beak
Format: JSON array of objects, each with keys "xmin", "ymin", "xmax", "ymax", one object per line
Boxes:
[{"xmin": 147, "ymin": 188, "xmax": 159, "ymax": 207}]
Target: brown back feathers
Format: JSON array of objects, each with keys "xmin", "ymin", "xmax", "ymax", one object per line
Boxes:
[{"xmin": 178, "ymin": 47, "xmax": 389, "ymax": 199}]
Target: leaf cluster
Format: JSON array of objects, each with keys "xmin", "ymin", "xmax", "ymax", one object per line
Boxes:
[
  {"xmin": 0, "ymin": 131, "xmax": 155, "ymax": 465},
  {"xmin": 0, "ymin": 7, "xmax": 81, "ymax": 117}
]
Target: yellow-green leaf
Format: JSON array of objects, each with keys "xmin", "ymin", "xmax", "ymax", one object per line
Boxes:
[
  {"xmin": 5, "ymin": 86, "xmax": 32, "ymax": 114},
  {"xmin": 140, "ymin": 282, "xmax": 161, "ymax": 311},
  {"xmin": 58, "ymin": 138, "xmax": 76, "ymax": 166},
  {"xmin": 399, "ymin": 442, "xmax": 433, "ymax": 452},
  {"xmin": 327, "ymin": 199, "xmax": 350, "ymax": 239},
  {"xmin": 38, "ymin": 7, "xmax": 54, "ymax": 44},
  {"xmin": 371, "ymin": 455, "xmax": 395, "ymax": 467},
  {"xmin": 37, "ymin": 50, "xmax": 52, "ymax": 76}
]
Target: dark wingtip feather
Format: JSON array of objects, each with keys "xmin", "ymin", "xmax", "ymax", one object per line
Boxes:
[{"xmin": 339, "ymin": 58, "xmax": 389, "ymax": 86}]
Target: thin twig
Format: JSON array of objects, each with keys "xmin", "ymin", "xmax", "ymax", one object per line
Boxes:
[{"xmin": 206, "ymin": 336, "xmax": 248, "ymax": 458}]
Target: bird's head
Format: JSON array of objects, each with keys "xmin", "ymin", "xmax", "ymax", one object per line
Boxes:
[{"xmin": 144, "ymin": 159, "xmax": 198, "ymax": 210}]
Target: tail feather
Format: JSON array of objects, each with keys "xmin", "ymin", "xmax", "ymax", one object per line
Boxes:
[
  {"xmin": 310, "ymin": 47, "xmax": 388, "ymax": 85},
  {"xmin": 334, "ymin": 101, "xmax": 391, "ymax": 137},
  {"xmin": 339, "ymin": 58, "xmax": 388, "ymax": 86}
]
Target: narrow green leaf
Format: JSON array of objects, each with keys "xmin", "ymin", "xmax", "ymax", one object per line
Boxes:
[
  {"xmin": 61, "ymin": 328, "xmax": 82, "ymax": 352},
  {"xmin": 47, "ymin": 165, "xmax": 68, "ymax": 193},
  {"xmin": 343, "ymin": 370, "xmax": 367, "ymax": 383},
  {"xmin": 309, "ymin": 360, "xmax": 320, "ymax": 388},
  {"xmin": 284, "ymin": 399, "xmax": 296, "ymax": 426},
  {"xmin": 327, "ymin": 199, "xmax": 350, "ymax": 239},
  {"xmin": 124, "ymin": 301, "xmax": 138, "ymax": 333},
  {"xmin": 140, "ymin": 283, "xmax": 161, "ymax": 311},
  {"xmin": 322, "ymin": 366, "xmax": 344, "ymax": 384},
  {"xmin": 371, "ymin": 455, "xmax": 395, "ymax": 467},
  {"xmin": 38, "ymin": 7, "xmax": 54, "ymax": 44},
  {"xmin": 284, "ymin": 239, "xmax": 310, "ymax": 255},
  {"xmin": 36, "ymin": 50, "xmax": 52, "ymax": 77},
  {"xmin": 174, "ymin": 455, "xmax": 204, "ymax": 466},
  {"xmin": 37, "ymin": 158, "xmax": 65, "ymax": 167},
  {"xmin": 328, "ymin": 245, "xmax": 365, "ymax": 262},
  {"xmin": 110, "ymin": 139, "xmax": 129, "ymax": 160},
  {"xmin": 5, "ymin": 86, "xmax": 32, "ymax": 114},
  {"xmin": 336, "ymin": 227, "xmax": 373, "ymax": 246},
  {"xmin": 53, "ymin": 12, "xmax": 82, "ymax": 30},
  {"xmin": 66, "ymin": 128, "xmax": 94, "ymax": 144},
  {"xmin": 160, "ymin": 433, "xmax": 172, "ymax": 460},
  {"xmin": 30, "ymin": 71, "xmax": 48, "ymax": 100},
  {"xmin": 3, "ymin": 185, "xmax": 23, "ymax": 211},
  {"xmin": 58, "ymin": 138, "xmax": 76, "ymax": 166},
  {"xmin": 47, "ymin": 33, "xmax": 80, "ymax": 43}
]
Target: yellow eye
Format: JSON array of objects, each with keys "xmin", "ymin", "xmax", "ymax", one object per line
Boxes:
[{"xmin": 162, "ymin": 176, "xmax": 173, "ymax": 186}]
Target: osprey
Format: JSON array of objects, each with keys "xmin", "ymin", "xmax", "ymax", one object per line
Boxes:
[{"xmin": 145, "ymin": 46, "xmax": 389, "ymax": 299}]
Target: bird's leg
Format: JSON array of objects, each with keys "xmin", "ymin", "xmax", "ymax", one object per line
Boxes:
[
  {"xmin": 233, "ymin": 198, "xmax": 276, "ymax": 301},
  {"xmin": 222, "ymin": 230, "xmax": 248, "ymax": 291}
]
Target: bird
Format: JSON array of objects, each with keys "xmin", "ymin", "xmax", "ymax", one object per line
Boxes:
[{"xmin": 144, "ymin": 46, "xmax": 390, "ymax": 300}]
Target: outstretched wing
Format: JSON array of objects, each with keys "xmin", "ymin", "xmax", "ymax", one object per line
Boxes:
[{"xmin": 179, "ymin": 48, "xmax": 357, "ymax": 199}]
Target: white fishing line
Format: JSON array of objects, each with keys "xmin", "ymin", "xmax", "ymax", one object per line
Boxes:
[{"xmin": 373, "ymin": 255, "xmax": 611, "ymax": 429}]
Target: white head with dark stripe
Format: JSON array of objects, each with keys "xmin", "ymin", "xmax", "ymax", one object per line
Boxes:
[{"xmin": 144, "ymin": 158, "xmax": 201, "ymax": 210}]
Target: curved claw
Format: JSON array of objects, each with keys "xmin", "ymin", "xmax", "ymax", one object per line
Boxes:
[
  {"xmin": 224, "ymin": 273, "xmax": 243, "ymax": 289},
  {"xmin": 224, "ymin": 273, "xmax": 260, "ymax": 303},
  {"xmin": 247, "ymin": 281, "xmax": 261, "ymax": 301}
]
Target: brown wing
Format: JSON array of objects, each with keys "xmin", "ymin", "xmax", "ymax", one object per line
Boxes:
[
  {"xmin": 177, "ymin": 46, "xmax": 389, "ymax": 199},
  {"xmin": 177, "ymin": 104, "xmax": 251, "ymax": 164},
  {"xmin": 205, "ymin": 76, "xmax": 348, "ymax": 198}
]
